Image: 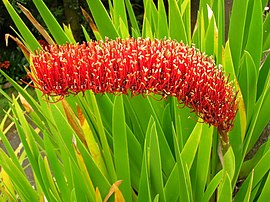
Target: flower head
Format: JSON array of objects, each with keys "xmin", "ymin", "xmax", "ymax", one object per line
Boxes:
[
  {"xmin": 30, "ymin": 38, "xmax": 238, "ymax": 139},
  {"xmin": 0, "ymin": 60, "xmax": 10, "ymax": 69}
]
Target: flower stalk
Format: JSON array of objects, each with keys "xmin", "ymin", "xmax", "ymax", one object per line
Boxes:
[{"xmin": 30, "ymin": 38, "xmax": 238, "ymax": 141}]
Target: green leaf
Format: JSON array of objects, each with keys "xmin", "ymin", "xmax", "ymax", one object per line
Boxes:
[
  {"xmin": 253, "ymin": 143, "xmax": 270, "ymax": 187},
  {"xmin": 148, "ymin": 123, "xmax": 166, "ymax": 202},
  {"xmin": 61, "ymin": 99, "xmax": 86, "ymax": 146},
  {"xmin": 204, "ymin": 5, "xmax": 218, "ymax": 57},
  {"xmin": 63, "ymin": 24, "xmax": 77, "ymax": 44},
  {"xmin": 70, "ymin": 162, "xmax": 88, "ymax": 202},
  {"xmin": 81, "ymin": 25, "xmax": 91, "ymax": 41},
  {"xmin": 153, "ymin": 195, "xmax": 160, "ymax": 202},
  {"xmin": 161, "ymin": 104, "xmax": 174, "ymax": 152},
  {"xmin": 142, "ymin": 0, "xmax": 153, "ymax": 39},
  {"xmin": 32, "ymin": 0, "xmax": 70, "ymax": 44},
  {"xmin": 123, "ymin": 96, "xmax": 145, "ymax": 144},
  {"xmin": 137, "ymin": 118, "xmax": 154, "ymax": 202},
  {"xmin": 148, "ymin": 95, "xmax": 166, "ymax": 124},
  {"xmin": 223, "ymin": 44, "xmax": 246, "ymax": 187},
  {"xmin": 142, "ymin": 18, "xmax": 154, "ymax": 39},
  {"xmin": 180, "ymin": 0, "xmax": 191, "ymax": 43},
  {"xmin": 217, "ymin": 172, "xmax": 232, "ymax": 202},
  {"xmin": 223, "ymin": 147, "xmax": 235, "ymax": 182},
  {"xmin": 113, "ymin": 96, "xmax": 132, "ymax": 201},
  {"xmin": 198, "ymin": 0, "xmax": 214, "ymax": 27},
  {"xmin": 77, "ymin": 140, "xmax": 112, "ymax": 198},
  {"xmin": 198, "ymin": 10, "xmax": 206, "ymax": 51},
  {"xmin": 241, "ymin": 143, "xmax": 266, "ymax": 178},
  {"xmin": 119, "ymin": 17, "xmax": 130, "ymax": 38},
  {"xmin": 262, "ymin": 0, "xmax": 269, "ymax": 8},
  {"xmin": 0, "ymin": 128, "xmax": 24, "ymax": 172},
  {"xmin": 223, "ymin": 41, "xmax": 246, "ymax": 141},
  {"xmin": 12, "ymin": 98, "xmax": 40, "ymax": 162},
  {"xmin": 238, "ymin": 144, "xmax": 270, "ymax": 201},
  {"xmin": 73, "ymin": 140, "xmax": 96, "ymax": 201},
  {"xmin": 146, "ymin": 97, "xmax": 175, "ymax": 177},
  {"xmin": 173, "ymin": 126, "xmax": 191, "ymax": 202},
  {"xmin": 113, "ymin": 0, "xmax": 127, "ymax": 26},
  {"xmin": 85, "ymin": 0, "xmax": 119, "ymax": 39},
  {"xmin": 257, "ymin": 171, "xmax": 270, "ymax": 202},
  {"xmin": 245, "ymin": 0, "xmax": 263, "ymax": 69},
  {"xmin": 43, "ymin": 131, "xmax": 70, "ymax": 202},
  {"xmin": 124, "ymin": 0, "xmax": 140, "ymax": 37},
  {"xmin": 38, "ymin": 156, "xmax": 62, "ymax": 201},
  {"xmin": 217, "ymin": 0, "xmax": 225, "ymax": 64},
  {"xmin": 80, "ymin": 112, "xmax": 108, "ymax": 178},
  {"xmin": 168, "ymin": 0, "xmax": 188, "ymax": 43},
  {"xmin": 228, "ymin": 0, "xmax": 249, "ymax": 74},
  {"xmin": 263, "ymin": 12, "xmax": 270, "ymax": 51},
  {"xmin": 194, "ymin": 125, "xmax": 213, "ymax": 201},
  {"xmin": 180, "ymin": 122, "xmax": 203, "ymax": 170},
  {"xmin": 127, "ymin": 95, "xmax": 152, "ymax": 136},
  {"xmin": 113, "ymin": 0, "xmax": 128, "ymax": 34},
  {"xmin": 253, "ymin": 86, "xmax": 270, "ymax": 141},
  {"xmin": 238, "ymin": 51, "xmax": 257, "ymax": 125},
  {"xmin": 201, "ymin": 170, "xmax": 223, "ymax": 202},
  {"xmin": 0, "ymin": 150, "xmax": 39, "ymax": 201},
  {"xmin": 95, "ymin": 93, "xmax": 114, "ymax": 134},
  {"xmin": 164, "ymin": 164, "xmax": 180, "ymax": 201},
  {"xmin": 180, "ymin": 0, "xmax": 190, "ymax": 13},
  {"xmin": 257, "ymin": 52, "xmax": 270, "ymax": 99},
  {"xmin": 87, "ymin": 91, "xmax": 117, "ymax": 183},
  {"xmin": 234, "ymin": 170, "xmax": 254, "ymax": 202},
  {"xmin": 48, "ymin": 103, "xmax": 78, "ymax": 160},
  {"xmin": 171, "ymin": 97, "xmax": 196, "ymax": 149},
  {"xmin": 157, "ymin": 0, "xmax": 168, "ymax": 38},
  {"xmin": 126, "ymin": 125, "xmax": 142, "ymax": 191},
  {"xmin": 223, "ymin": 41, "xmax": 236, "ymax": 81},
  {"xmin": 245, "ymin": 76, "xmax": 270, "ymax": 154},
  {"xmin": 147, "ymin": 0, "xmax": 158, "ymax": 34}
]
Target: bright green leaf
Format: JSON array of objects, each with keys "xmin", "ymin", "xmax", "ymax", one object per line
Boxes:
[
  {"xmin": 181, "ymin": 122, "xmax": 203, "ymax": 170},
  {"xmin": 223, "ymin": 147, "xmax": 235, "ymax": 182},
  {"xmin": 245, "ymin": 0, "xmax": 263, "ymax": 69},
  {"xmin": 85, "ymin": 0, "xmax": 119, "ymax": 39},
  {"xmin": 168, "ymin": 0, "xmax": 188, "ymax": 43},
  {"xmin": 217, "ymin": 172, "xmax": 232, "ymax": 202},
  {"xmin": 194, "ymin": 125, "xmax": 213, "ymax": 201},
  {"xmin": 228, "ymin": 0, "xmax": 249, "ymax": 74},
  {"xmin": 113, "ymin": 96, "xmax": 132, "ymax": 201}
]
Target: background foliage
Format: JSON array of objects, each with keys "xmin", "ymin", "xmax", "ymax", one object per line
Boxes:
[{"xmin": 0, "ymin": 0, "xmax": 270, "ymax": 201}]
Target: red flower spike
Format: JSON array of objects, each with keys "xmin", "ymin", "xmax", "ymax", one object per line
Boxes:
[{"xmin": 30, "ymin": 38, "xmax": 238, "ymax": 140}]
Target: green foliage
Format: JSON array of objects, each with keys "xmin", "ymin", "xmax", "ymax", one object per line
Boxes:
[
  {"xmin": 0, "ymin": 48, "xmax": 28, "ymax": 85},
  {"xmin": 1, "ymin": 0, "xmax": 270, "ymax": 201}
]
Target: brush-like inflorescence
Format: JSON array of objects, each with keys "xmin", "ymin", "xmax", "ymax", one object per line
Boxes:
[{"xmin": 30, "ymin": 38, "xmax": 238, "ymax": 139}]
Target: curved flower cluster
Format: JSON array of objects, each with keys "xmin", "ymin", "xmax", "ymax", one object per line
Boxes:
[{"xmin": 30, "ymin": 38, "xmax": 238, "ymax": 136}]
